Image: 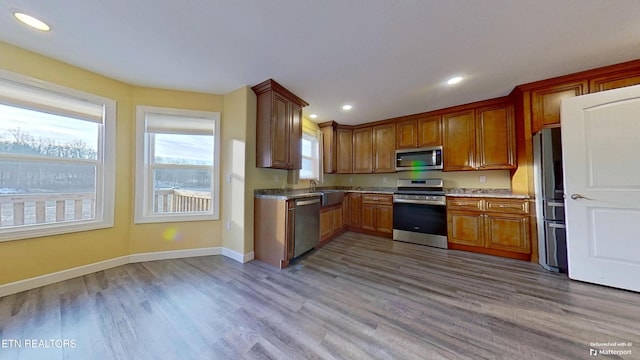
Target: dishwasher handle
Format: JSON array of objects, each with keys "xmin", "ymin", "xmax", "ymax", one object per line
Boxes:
[{"xmin": 295, "ymin": 198, "xmax": 320, "ymax": 206}]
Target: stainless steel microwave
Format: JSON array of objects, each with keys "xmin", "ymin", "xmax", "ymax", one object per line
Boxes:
[{"xmin": 395, "ymin": 146, "xmax": 443, "ymax": 171}]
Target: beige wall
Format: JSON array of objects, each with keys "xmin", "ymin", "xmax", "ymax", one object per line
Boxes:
[
  {"xmin": 0, "ymin": 42, "xmax": 227, "ymax": 285},
  {"xmin": 332, "ymin": 170, "xmax": 512, "ymax": 189}
]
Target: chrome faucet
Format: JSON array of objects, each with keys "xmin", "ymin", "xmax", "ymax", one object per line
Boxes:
[{"xmin": 309, "ymin": 179, "xmax": 318, "ymax": 191}]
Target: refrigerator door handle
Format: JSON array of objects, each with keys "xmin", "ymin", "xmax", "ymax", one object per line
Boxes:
[{"xmin": 548, "ymin": 223, "xmax": 566, "ymax": 229}]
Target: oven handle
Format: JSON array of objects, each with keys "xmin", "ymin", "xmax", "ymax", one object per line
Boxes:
[{"xmin": 393, "ymin": 198, "xmax": 446, "ymax": 206}]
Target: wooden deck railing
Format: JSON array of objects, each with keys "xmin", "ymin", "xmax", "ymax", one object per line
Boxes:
[
  {"xmin": 0, "ymin": 192, "xmax": 95, "ymax": 227},
  {"xmin": 0, "ymin": 189, "xmax": 211, "ymax": 228},
  {"xmin": 154, "ymin": 189, "xmax": 211, "ymax": 213}
]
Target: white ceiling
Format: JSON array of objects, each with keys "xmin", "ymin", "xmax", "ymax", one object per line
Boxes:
[{"xmin": 2, "ymin": 1, "xmax": 640, "ymax": 125}]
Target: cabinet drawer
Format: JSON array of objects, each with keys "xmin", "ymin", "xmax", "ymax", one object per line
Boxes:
[
  {"xmin": 484, "ymin": 198, "xmax": 529, "ymax": 215},
  {"xmin": 361, "ymin": 193, "xmax": 393, "ymax": 205},
  {"xmin": 446, "ymin": 197, "xmax": 483, "ymax": 211}
]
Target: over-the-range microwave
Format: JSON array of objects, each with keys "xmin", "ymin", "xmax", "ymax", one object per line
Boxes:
[{"xmin": 395, "ymin": 146, "xmax": 443, "ymax": 171}]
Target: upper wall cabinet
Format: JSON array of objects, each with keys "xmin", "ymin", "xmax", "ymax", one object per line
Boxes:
[
  {"xmin": 396, "ymin": 115, "xmax": 442, "ymax": 149},
  {"xmin": 530, "ymin": 80, "xmax": 587, "ymax": 133},
  {"xmin": 443, "ymin": 98, "xmax": 516, "ymax": 171},
  {"xmin": 252, "ymin": 79, "xmax": 308, "ymax": 170},
  {"xmin": 372, "ymin": 123, "xmax": 396, "ymax": 173},
  {"xmin": 476, "ymin": 102, "xmax": 516, "ymax": 170},
  {"xmin": 519, "ymin": 59, "xmax": 640, "ymax": 134},
  {"xmin": 352, "ymin": 127, "xmax": 373, "ymax": 173}
]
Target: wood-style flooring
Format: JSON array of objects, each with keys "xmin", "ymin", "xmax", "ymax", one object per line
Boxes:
[{"xmin": 0, "ymin": 232, "xmax": 638, "ymax": 360}]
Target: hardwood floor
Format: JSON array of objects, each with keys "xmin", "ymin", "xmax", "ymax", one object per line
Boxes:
[{"xmin": 1, "ymin": 232, "xmax": 638, "ymax": 360}]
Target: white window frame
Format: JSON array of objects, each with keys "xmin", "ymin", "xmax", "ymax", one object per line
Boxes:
[
  {"xmin": 134, "ymin": 106, "xmax": 220, "ymax": 224},
  {"xmin": 0, "ymin": 70, "xmax": 116, "ymax": 242},
  {"xmin": 300, "ymin": 131, "xmax": 320, "ymax": 180}
]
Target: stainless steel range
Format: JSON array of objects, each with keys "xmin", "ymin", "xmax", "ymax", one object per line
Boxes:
[{"xmin": 393, "ymin": 179, "xmax": 447, "ymax": 249}]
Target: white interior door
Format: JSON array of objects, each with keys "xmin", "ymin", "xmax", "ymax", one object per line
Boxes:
[{"xmin": 561, "ymin": 84, "xmax": 640, "ymax": 292}]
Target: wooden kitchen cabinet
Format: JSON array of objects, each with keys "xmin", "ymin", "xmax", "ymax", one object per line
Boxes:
[
  {"xmin": 353, "ymin": 127, "xmax": 373, "ymax": 173},
  {"xmin": 443, "ymin": 110, "xmax": 475, "ymax": 171},
  {"xmin": 320, "ymin": 204, "xmax": 344, "ymax": 243},
  {"xmin": 361, "ymin": 193, "xmax": 393, "ymax": 235},
  {"xmin": 447, "ymin": 197, "xmax": 531, "ymax": 260},
  {"xmin": 589, "ymin": 71, "xmax": 640, "ymax": 93},
  {"xmin": 396, "ymin": 119, "xmax": 418, "ymax": 149},
  {"xmin": 252, "ymin": 79, "xmax": 308, "ymax": 170},
  {"xmin": 373, "ymin": 123, "xmax": 396, "ymax": 173},
  {"xmin": 336, "ymin": 128, "xmax": 353, "ymax": 173},
  {"xmin": 418, "ymin": 115, "xmax": 443, "ymax": 148},
  {"xmin": 475, "ymin": 102, "xmax": 516, "ymax": 169},
  {"xmin": 344, "ymin": 192, "xmax": 362, "ymax": 229},
  {"xmin": 254, "ymin": 197, "xmax": 295, "ymax": 268},
  {"xmin": 319, "ymin": 121, "xmax": 337, "ymax": 173},
  {"xmin": 396, "ymin": 115, "xmax": 443, "ymax": 149},
  {"xmin": 443, "ymin": 99, "xmax": 516, "ymax": 171},
  {"xmin": 530, "ymin": 80, "xmax": 587, "ymax": 133}
]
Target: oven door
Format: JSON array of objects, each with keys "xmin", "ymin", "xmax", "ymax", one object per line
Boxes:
[{"xmin": 393, "ymin": 202, "xmax": 447, "ymax": 236}]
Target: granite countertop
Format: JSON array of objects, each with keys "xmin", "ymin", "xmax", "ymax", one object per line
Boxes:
[
  {"xmin": 444, "ymin": 188, "xmax": 530, "ymax": 199},
  {"xmin": 255, "ymin": 187, "xmax": 529, "ymax": 200}
]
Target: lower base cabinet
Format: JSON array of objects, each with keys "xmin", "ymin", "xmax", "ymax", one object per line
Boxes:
[
  {"xmin": 320, "ymin": 204, "xmax": 344, "ymax": 243},
  {"xmin": 254, "ymin": 198, "xmax": 295, "ymax": 268},
  {"xmin": 361, "ymin": 194, "xmax": 393, "ymax": 235},
  {"xmin": 447, "ymin": 197, "xmax": 531, "ymax": 260}
]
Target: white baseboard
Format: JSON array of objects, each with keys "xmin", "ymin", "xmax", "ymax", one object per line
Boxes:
[
  {"xmin": 129, "ymin": 247, "xmax": 222, "ymax": 263},
  {"xmin": 0, "ymin": 256, "xmax": 129, "ymax": 298},
  {"xmin": 0, "ymin": 246, "xmax": 254, "ymax": 298},
  {"xmin": 221, "ymin": 248, "xmax": 254, "ymax": 263}
]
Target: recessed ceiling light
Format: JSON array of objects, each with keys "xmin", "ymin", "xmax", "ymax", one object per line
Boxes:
[
  {"xmin": 14, "ymin": 12, "xmax": 50, "ymax": 31},
  {"xmin": 342, "ymin": 104, "xmax": 353, "ymax": 111},
  {"xmin": 447, "ymin": 76, "xmax": 463, "ymax": 85},
  {"xmin": 309, "ymin": 114, "xmax": 318, "ymax": 119}
]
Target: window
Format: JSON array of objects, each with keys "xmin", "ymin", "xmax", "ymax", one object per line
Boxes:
[
  {"xmin": 300, "ymin": 131, "xmax": 320, "ymax": 180},
  {"xmin": 0, "ymin": 71, "xmax": 116, "ymax": 241},
  {"xmin": 134, "ymin": 106, "xmax": 220, "ymax": 223}
]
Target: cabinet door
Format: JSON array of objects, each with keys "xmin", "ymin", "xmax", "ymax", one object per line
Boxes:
[
  {"xmin": 271, "ymin": 93, "xmax": 291, "ymax": 169},
  {"xmin": 288, "ymin": 102, "xmax": 302, "ymax": 169},
  {"xmin": 353, "ymin": 127, "xmax": 373, "ymax": 173},
  {"xmin": 373, "ymin": 123, "xmax": 396, "ymax": 173},
  {"xmin": 418, "ymin": 115, "xmax": 442, "ymax": 147},
  {"xmin": 320, "ymin": 209, "xmax": 333, "ymax": 241},
  {"xmin": 443, "ymin": 110, "xmax": 475, "ymax": 171},
  {"xmin": 349, "ymin": 193, "xmax": 362, "ymax": 228},
  {"xmin": 320, "ymin": 125, "xmax": 336, "ymax": 173},
  {"xmin": 396, "ymin": 119, "xmax": 418, "ymax": 149},
  {"xmin": 484, "ymin": 213, "xmax": 531, "ymax": 253},
  {"xmin": 336, "ymin": 128, "xmax": 353, "ymax": 173},
  {"xmin": 475, "ymin": 103, "xmax": 516, "ymax": 170},
  {"xmin": 589, "ymin": 72, "xmax": 640, "ymax": 93},
  {"xmin": 361, "ymin": 203, "xmax": 376, "ymax": 231},
  {"xmin": 531, "ymin": 80, "xmax": 587, "ymax": 133},
  {"xmin": 447, "ymin": 210, "xmax": 484, "ymax": 246},
  {"xmin": 333, "ymin": 206, "xmax": 343, "ymax": 234},
  {"xmin": 375, "ymin": 204, "xmax": 393, "ymax": 234}
]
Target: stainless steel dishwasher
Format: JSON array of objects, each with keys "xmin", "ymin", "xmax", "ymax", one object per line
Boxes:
[{"xmin": 292, "ymin": 197, "xmax": 320, "ymax": 258}]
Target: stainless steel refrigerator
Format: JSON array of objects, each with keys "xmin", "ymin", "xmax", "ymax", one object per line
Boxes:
[{"xmin": 533, "ymin": 128, "xmax": 568, "ymax": 273}]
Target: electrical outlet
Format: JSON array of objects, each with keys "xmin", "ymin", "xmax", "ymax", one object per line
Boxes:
[
  {"xmin": 226, "ymin": 221, "xmax": 231, "ymax": 230},
  {"xmin": 382, "ymin": 177, "xmax": 387, "ymax": 183},
  {"xmin": 274, "ymin": 175, "xmax": 279, "ymax": 183},
  {"xmin": 479, "ymin": 175, "xmax": 487, "ymax": 183},
  {"xmin": 226, "ymin": 173, "xmax": 231, "ymax": 183},
  {"xmin": 349, "ymin": 177, "xmax": 353, "ymax": 183}
]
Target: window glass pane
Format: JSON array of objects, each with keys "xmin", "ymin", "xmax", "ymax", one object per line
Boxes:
[
  {"xmin": 301, "ymin": 137, "xmax": 312, "ymax": 157},
  {"xmin": 0, "ymin": 159, "xmax": 97, "ymax": 227},
  {"xmin": 0, "ymin": 104, "xmax": 99, "ymax": 160},
  {"xmin": 300, "ymin": 158, "xmax": 313, "ymax": 179},
  {"xmin": 153, "ymin": 167, "xmax": 212, "ymax": 213},
  {"xmin": 153, "ymin": 133, "xmax": 213, "ymax": 165}
]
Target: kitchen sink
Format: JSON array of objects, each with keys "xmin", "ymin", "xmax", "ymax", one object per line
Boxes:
[{"xmin": 318, "ymin": 190, "xmax": 345, "ymax": 207}]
